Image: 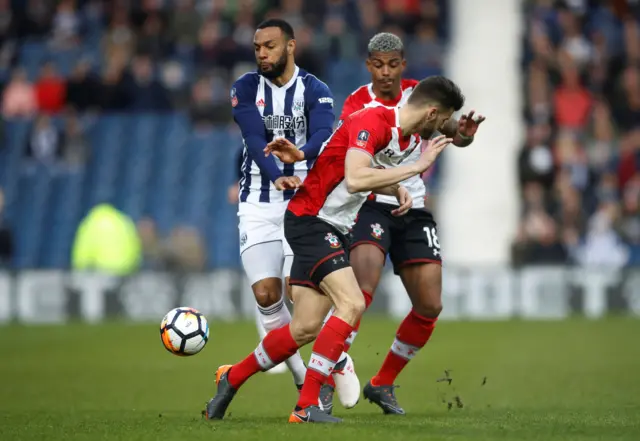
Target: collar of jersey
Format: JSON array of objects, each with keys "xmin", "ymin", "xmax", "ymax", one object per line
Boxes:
[
  {"xmin": 263, "ymin": 65, "xmax": 300, "ymax": 90},
  {"xmin": 367, "ymin": 83, "xmax": 403, "ymax": 107}
]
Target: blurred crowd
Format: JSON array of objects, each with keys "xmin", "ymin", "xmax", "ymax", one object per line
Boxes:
[
  {"xmin": 0, "ymin": 0, "xmax": 448, "ymax": 127},
  {"xmin": 5, "ymin": 0, "xmax": 638, "ymax": 270},
  {"xmin": 0, "ymin": 0, "xmax": 448, "ymax": 270},
  {"xmin": 515, "ymin": 0, "xmax": 640, "ymax": 267}
]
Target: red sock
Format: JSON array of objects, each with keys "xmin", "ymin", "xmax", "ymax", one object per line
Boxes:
[
  {"xmin": 325, "ymin": 290, "xmax": 373, "ymax": 388},
  {"xmin": 372, "ymin": 310, "xmax": 437, "ymax": 386},
  {"xmin": 228, "ymin": 324, "xmax": 299, "ymax": 389},
  {"xmin": 297, "ymin": 316, "xmax": 353, "ymax": 409}
]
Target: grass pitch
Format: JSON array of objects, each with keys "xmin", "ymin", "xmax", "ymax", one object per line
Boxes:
[{"xmin": 1, "ymin": 316, "xmax": 639, "ymax": 441}]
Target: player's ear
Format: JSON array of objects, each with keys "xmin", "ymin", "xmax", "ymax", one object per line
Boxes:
[
  {"xmin": 287, "ymin": 38, "xmax": 296, "ymax": 55},
  {"xmin": 365, "ymin": 57, "xmax": 373, "ymax": 73},
  {"xmin": 425, "ymin": 106, "xmax": 437, "ymax": 121}
]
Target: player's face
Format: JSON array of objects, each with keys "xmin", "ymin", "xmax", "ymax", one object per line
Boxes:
[
  {"xmin": 254, "ymin": 27, "xmax": 294, "ymax": 79},
  {"xmin": 366, "ymin": 51, "xmax": 406, "ymax": 97},
  {"xmin": 418, "ymin": 106, "xmax": 454, "ymax": 139}
]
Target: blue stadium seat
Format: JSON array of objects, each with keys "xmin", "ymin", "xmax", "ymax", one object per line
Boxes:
[
  {"xmin": 207, "ymin": 130, "xmax": 242, "ymax": 268},
  {"xmin": 14, "ymin": 165, "xmax": 53, "ymax": 268},
  {"xmin": 117, "ymin": 114, "xmax": 161, "ymax": 221},
  {"xmin": 18, "ymin": 41, "xmax": 47, "ymax": 81},
  {"xmin": 41, "ymin": 170, "xmax": 86, "ymax": 268},
  {"xmin": 145, "ymin": 113, "xmax": 190, "ymax": 235},
  {"xmin": 1, "ymin": 119, "xmax": 32, "ymax": 219},
  {"xmin": 84, "ymin": 114, "xmax": 126, "ymax": 211}
]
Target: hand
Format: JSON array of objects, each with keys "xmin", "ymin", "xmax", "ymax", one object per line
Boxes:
[
  {"xmin": 274, "ymin": 176, "xmax": 302, "ymax": 191},
  {"xmin": 457, "ymin": 110, "xmax": 486, "ymax": 138},
  {"xmin": 227, "ymin": 183, "xmax": 240, "ymax": 204},
  {"xmin": 415, "ymin": 135, "xmax": 452, "ymax": 173},
  {"xmin": 391, "ymin": 186, "xmax": 412, "ymax": 216},
  {"xmin": 264, "ymin": 138, "xmax": 304, "ymax": 164}
]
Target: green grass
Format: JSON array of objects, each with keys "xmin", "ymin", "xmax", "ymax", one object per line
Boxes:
[{"xmin": 1, "ymin": 317, "xmax": 639, "ymax": 441}]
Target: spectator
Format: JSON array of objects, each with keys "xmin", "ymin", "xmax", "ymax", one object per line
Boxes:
[
  {"xmin": 193, "ymin": 20, "xmax": 225, "ymax": 72},
  {"xmin": 575, "ymin": 201, "xmax": 629, "ymax": 267},
  {"xmin": 295, "ymin": 25, "xmax": 324, "ymax": 77},
  {"xmin": 189, "ymin": 76, "xmax": 228, "ymax": 129},
  {"xmin": 66, "ymin": 59, "xmax": 100, "ymax": 112},
  {"xmin": 2, "ymin": 67, "xmax": 36, "ymax": 118},
  {"xmin": 123, "ymin": 54, "xmax": 171, "ymax": 111},
  {"xmin": 170, "ymin": 0, "xmax": 203, "ymax": 52},
  {"xmin": 34, "ymin": 62, "xmax": 66, "ymax": 114},
  {"xmin": 160, "ymin": 60, "xmax": 189, "ymax": 109},
  {"xmin": 406, "ymin": 20, "xmax": 443, "ymax": 78},
  {"xmin": 618, "ymin": 174, "xmax": 640, "ymax": 247},
  {"xmin": 102, "ymin": 8, "xmax": 136, "ymax": 65},
  {"xmin": 137, "ymin": 217, "xmax": 206, "ymax": 272},
  {"xmin": 95, "ymin": 61, "xmax": 127, "ymax": 111},
  {"xmin": 0, "ymin": 0, "xmax": 17, "ymax": 70},
  {"xmin": 25, "ymin": 114, "xmax": 62, "ymax": 165},
  {"xmin": 612, "ymin": 64, "xmax": 640, "ymax": 132},
  {"xmin": 50, "ymin": 0, "xmax": 82, "ymax": 49},
  {"xmin": 19, "ymin": 0, "xmax": 52, "ymax": 38},
  {"xmin": 553, "ymin": 55, "xmax": 592, "ymax": 130},
  {"xmin": 137, "ymin": 13, "xmax": 171, "ymax": 61},
  {"xmin": 279, "ymin": 0, "xmax": 305, "ymax": 30},
  {"xmin": 61, "ymin": 111, "xmax": 89, "ymax": 169},
  {"xmin": 518, "ymin": 123, "xmax": 555, "ymax": 190}
]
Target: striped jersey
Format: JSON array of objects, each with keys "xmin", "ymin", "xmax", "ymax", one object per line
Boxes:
[
  {"xmin": 340, "ymin": 79, "xmax": 428, "ymax": 208},
  {"xmin": 231, "ymin": 66, "xmax": 335, "ymax": 204}
]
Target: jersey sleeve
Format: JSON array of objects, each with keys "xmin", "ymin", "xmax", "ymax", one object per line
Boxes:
[
  {"xmin": 231, "ymin": 75, "xmax": 283, "ymax": 183},
  {"xmin": 300, "ymin": 78, "xmax": 335, "ymax": 160},
  {"xmin": 338, "ymin": 93, "xmax": 361, "ymax": 121},
  {"xmin": 347, "ymin": 112, "xmax": 388, "ymax": 157}
]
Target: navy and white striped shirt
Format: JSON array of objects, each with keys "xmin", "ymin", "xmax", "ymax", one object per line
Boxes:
[{"xmin": 231, "ymin": 66, "xmax": 335, "ymax": 204}]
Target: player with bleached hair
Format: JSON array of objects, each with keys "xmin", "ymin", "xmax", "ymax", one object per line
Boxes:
[{"xmin": 314, "ymin": 32, "xmax": 486, "ymax": 416}]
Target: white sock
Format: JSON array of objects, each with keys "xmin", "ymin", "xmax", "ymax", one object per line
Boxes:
[{"xmin": 257, "ymin": 296, "xmax": 307, "ymax": 385}]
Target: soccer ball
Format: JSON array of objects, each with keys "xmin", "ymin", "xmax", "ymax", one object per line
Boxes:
[{"xmin": 160, "ymin": 307, "xmax": 209, "ymax": 356}]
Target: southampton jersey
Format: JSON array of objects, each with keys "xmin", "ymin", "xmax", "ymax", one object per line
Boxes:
[
  {"xmin": 340, "ymin": 79, "xmax": 428, "ymax": 208},
  {"xmin": 288, "ymin": 106, "xmax": 421, "ymax": 234}
]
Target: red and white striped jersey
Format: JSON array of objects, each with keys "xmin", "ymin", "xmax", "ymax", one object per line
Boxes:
[
  {"xmin": 287, "ymin": 106, "xmax": 421, "ymax": 234},
  {"xmin": 340, "ymin": 79, "xmax": 427, "ymax": 208}
]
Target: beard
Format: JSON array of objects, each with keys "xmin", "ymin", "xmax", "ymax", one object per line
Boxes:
[
  {"xmin": 257, "ymin": 50, "xmax": 288, "ymax": 79},
  {"xmin": 418, "ymin": 120, "xmax": 438, "ymax": 139}
]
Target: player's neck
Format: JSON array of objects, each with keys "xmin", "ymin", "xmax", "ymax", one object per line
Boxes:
[
  {"xmin": 398, "ymin": 106, "xmax": 420, "ymax": 136},
  {"xmin": 372, "ymin": 85, "xmax": 401, "ymax": 103},
  {"xmin": 270, "ymin": 61, "xmax": 296, "ymax": 87}
]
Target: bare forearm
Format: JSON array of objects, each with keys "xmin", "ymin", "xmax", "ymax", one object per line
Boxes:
[
  {"xmin": 346, "ymin": 163, "xmax": 419, "ymax": 193},
  {"xmin": 372, "ymin": 183, "xmax": 400, "ymax": 196}
]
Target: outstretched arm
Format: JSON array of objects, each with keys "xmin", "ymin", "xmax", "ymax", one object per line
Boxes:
[
  {"xmin": 231, "ymin": 84, "xmax": 283, "ymax": 182},
  {"xmin": 345, "ymin": 150, "xmax": 421, "ymax": 194},
  {"xmin": 440, "ymin": 110, "xmax": 486, "ymax": 148}
]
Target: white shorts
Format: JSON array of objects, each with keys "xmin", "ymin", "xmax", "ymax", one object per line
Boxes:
[{"xmin": 238, "ymin": 201, "xmax": 293, "ymax": 285}]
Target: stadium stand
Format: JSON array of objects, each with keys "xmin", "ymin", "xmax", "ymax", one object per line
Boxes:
[{"xmin": 0, "ymin": 0, "xmax": 449, "ymax": 269}]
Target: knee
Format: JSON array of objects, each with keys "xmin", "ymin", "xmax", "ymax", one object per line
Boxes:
[
  {"xmin": 334, "ymin": 291, "xmax": 366, "ymax": 325},
  {"xmin": 413, "ymin": 296, "xmax": 442, "ymax": 318},
  {"xmin": 290, "ymin": 318, "xmax": 322, "ymax": 345},
  {"xmin": 253, "ymin": 282, "xmax": 282, "ymax": 308}
]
